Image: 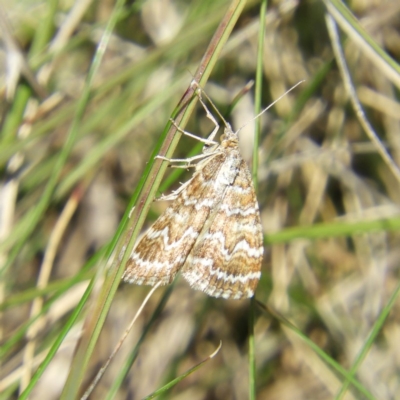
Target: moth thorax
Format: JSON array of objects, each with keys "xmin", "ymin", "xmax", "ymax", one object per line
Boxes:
[{"xmin": 220, "ymin": 134, "xmax": 239, "ymax": 149}]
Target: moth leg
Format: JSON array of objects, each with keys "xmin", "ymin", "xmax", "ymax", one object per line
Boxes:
[
  {"xmin": 156, "ymin": 175, "xmax": 195, "ymax": 201},
  {"xmin": 195, "ymin": 91, "xmax": 220, "ymax": 143},
  {"xmin": 169, "ymin": 118, "xmax": 218, "ymax": 147},
  {"xmin": 155, "ymin": 152, "xmax": 213, "ymax": 168}
]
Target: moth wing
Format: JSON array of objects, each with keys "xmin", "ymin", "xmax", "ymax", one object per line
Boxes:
[
  {"xmin": 181, "ymin": 160, "xmax": 263, "ymax": 299},
  {"xmin": 122, "ymin": 154, "xmax": 226, "ymax": 286}
]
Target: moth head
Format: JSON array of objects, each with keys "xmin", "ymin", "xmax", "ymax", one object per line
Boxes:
[{"xmin": 220, "ymin": 124, "xmax": 239, "ymax": 148}]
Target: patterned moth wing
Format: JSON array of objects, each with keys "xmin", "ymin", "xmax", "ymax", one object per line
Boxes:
[
  {"xmin": 122, "ymin": 150, "xmax": 230, "ymax": 286},
  {"xmin": 181, "ymin": 130, "xmax": 263, "ymax": 299},
  {"xmin": 122, "ymin": 121, "xmax": 264, "ymax": 299}
]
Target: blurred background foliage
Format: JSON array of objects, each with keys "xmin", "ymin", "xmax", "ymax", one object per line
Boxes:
[{"xmin": 1, "ymin": 0, "xmax": 400, "ymax": 399}]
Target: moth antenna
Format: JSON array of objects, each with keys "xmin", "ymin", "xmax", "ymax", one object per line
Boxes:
[
  {"xmin": 236, "ymin": 80, "xmax": 305, "ymax": 134},
  {"xmin": 191, "ymin": 79, "xmax": 304, "ymax": 133}
]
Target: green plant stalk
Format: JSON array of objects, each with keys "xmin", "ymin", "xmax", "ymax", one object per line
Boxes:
[
  {"xmin": 265, "ymin": 215, "xmax": 400, "ymax": 244},
  {"xmin": 248, "ymin": 296, "xmax": 257, "ymax": 400},
  {"xmin": 142, "ymin": 341, "xmax": 222, "ymax": 400},
  {"xmin": 249, "ymin": 1, "xmax": 267, "ymax": 398},
  {"xmin": 61, "ymin": 1, "xmax": 248, "ymax": 398},
  {"xmin": 18, "ymin": 279, "xmax": 95, "ymax": 400}
]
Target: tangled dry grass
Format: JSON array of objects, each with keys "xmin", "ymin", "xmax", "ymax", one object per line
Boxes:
[{"xmin": 1, "ymin": 0, "xmax": 400, "ymax": 399}]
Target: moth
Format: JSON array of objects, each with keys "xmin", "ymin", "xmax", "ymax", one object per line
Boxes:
[{"xmin": 122, "ymin": 85, "xmax": 263, "ymax": 299}]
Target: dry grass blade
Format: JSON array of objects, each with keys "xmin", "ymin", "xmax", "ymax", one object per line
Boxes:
[
  {"xmin": 80, "ymin": 282, "xmax": 161, "ymax": 400},
  {"xmin": 19, "ymin": 188, "xmax": 82, "ymax": 394},
  {"xmin": 326, "ymin": 14, "xmax": 400, "ymax": 184}
]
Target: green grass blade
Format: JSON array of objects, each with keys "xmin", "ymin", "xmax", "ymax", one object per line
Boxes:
[
  {"xmin": 143, "ymin": 342, "xmax": 222, "ymax": 400},
  {"xmin": 18, "ymin": 279, "xmax": 95, "ymax": 400},
  {"xmin": 60, "ymin": 2, "xmax": 248, "ymax": 398},
  {"xmin": 249, "ymin": 0, "xmax": 268, "ymax": 398},
  {"xmin": 258, "ymin": 302, "xmax": 375, "ymax": 399}
]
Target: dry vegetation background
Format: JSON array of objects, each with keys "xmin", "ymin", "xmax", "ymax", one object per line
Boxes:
[{"xmin": 1, "ymin": 0, "xmax": 400, "ymax": 399}]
